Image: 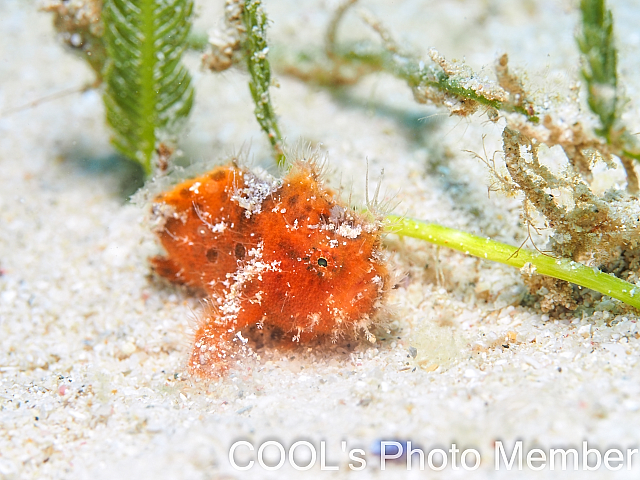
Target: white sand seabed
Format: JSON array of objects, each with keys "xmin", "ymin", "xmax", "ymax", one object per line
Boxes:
[{"xmin": 2, "ymin": 0, "xmax": 640, "ymax": 478}]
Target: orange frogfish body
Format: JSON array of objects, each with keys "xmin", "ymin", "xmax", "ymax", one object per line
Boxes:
[{"xmin": 151, "ymin": 159, "xmax": 389, "ymax": 377}]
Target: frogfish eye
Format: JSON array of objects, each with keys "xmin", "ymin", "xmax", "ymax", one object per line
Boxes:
[{"xmin": 317, "ymin": 257, "xmax": 328, "ymax": 267}]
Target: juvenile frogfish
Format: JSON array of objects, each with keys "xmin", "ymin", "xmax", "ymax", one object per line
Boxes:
[{"xmin": 151, "ymin": 159, "xmax": 390, "ymax": 377}]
